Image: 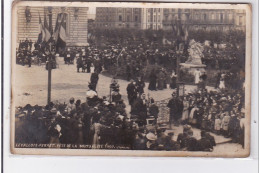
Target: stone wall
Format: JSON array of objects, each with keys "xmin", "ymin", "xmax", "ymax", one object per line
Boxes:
[{"xmin": 17, "ymin": 6, "xmax": 88, "ymax": 46}]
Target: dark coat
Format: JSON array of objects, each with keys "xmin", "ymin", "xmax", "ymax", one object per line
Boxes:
[
  {"xmin": 90, "ymin": 72, "xmax": 99, "ymax": 84},
  {"xmin": 148, "ymin": 72, "xmax": 157, "ymax": 90},
  {"xmin": 127, "ymin": 83, "xmax": 137, "ymax": 105},
  {"xmin": 131, "ymin": 98, "xmax": 147, "ymax": 122},
  {"xmin": 149, "ymin": 104, "xmax": 159, "ymax": 118},
  {"xmin": 77, "ymin": 57, "xmax": 83, "ymax": 68},
  {"xmin": 167, "ymin": 97, "xmax": 184, "ymax": 120},
  {"xmin": 136, "ymin": 80, "xmax": 145, "ymax": 95}
]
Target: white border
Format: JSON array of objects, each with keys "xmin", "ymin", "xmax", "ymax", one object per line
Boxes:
[{"xmin": 3, "ymin": 0, "xmax": 259, "ymax": 172}]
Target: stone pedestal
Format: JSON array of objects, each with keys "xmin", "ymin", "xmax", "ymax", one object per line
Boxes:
[{"xmin": 180, "ymin": 63, "xmax": 206, "ymax": 74}]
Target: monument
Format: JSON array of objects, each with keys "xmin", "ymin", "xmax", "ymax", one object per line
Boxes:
[{"xmin": 180, "ymin": 39, "xmax": 206, "ymax": 74}]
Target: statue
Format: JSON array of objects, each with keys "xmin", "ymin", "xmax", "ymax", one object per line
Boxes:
[
  {"xmin": 185, "ymin": 39, "xmax": 204, "ymax": 65},
  {"xmin": 180, "ymin": 39, "xmax": 206, "ymax": 74}
]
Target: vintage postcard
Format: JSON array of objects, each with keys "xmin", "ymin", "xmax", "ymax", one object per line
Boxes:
[{"xmin": 11, "ymin": 1, "xmax": 251, "ymax": 157}]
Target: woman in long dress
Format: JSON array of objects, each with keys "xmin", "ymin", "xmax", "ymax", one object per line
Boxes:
[
  {"xmin": 90, "ymin": 63, "xmax": 95, "ymax": 73},
  {"xmin": 219, "ymin": 74, "xmax": 225, "ymax": 89},
  {"xmin": 170, "ymin": 70, "xmax": 177, "ymax": 89},
  {"xmin": 182, "ymin": 97, "xmax": 189, "ymax": 122},
  {"xmin": 189, "ymin": 104, "xmax": 199, "ymax": 125},
  {"xmin": 157, "ymin": 70, "xmax": 165, "ymax": 90},
  {"xmin": 92, "ymin": 116, "xmax": 102, "ymax": 148},
  {"xmin": 148, "ymin": 69, "xmax": 157, "ymax": 91}
]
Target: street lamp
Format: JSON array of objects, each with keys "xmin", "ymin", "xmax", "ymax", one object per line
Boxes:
[{"xmin": 44, "ymin": 37, "xmax": 56, "ymax": 105}]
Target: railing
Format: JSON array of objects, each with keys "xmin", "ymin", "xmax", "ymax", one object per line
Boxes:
[{"xmin": 162, "ymin": 19, "xmax": 234, "ymax": 25}]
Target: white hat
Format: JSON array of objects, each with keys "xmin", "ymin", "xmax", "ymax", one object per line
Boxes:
[
  {"xmin": 86, "ymin": 90, "xmax": 97, "ymax": 98},
  {"xmin": 104, "ymin": 101, "xmax": 110, "ymax": 105},
  {"xmin": 146, "ymin": 132, "xmax": 157, "ymax": 141}
]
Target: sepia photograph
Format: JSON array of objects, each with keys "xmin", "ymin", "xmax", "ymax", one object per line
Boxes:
[{"xmin": 11, "ymin": 1, "xmax": 251, "ymax": 157}]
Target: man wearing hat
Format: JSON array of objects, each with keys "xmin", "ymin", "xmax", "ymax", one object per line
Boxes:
[
  {"xmin": 126, "ymin": 79, "xmax": 137, "ymax": 106},
  {"xmin": 146, "ymin": 132, "xmax": 158, "ymax": 150},
  {"xmin": 197, "ymin": 130, "xmax": 213, "ymax": 151},
  {"xmin": 167, "ymin": 92, "xmax": 184, "ymax": 127},
  {"xmin": 90, "ymin": 71, "xmax": 99, "ymax": 91},
  {"xmin": 76, "ymin": 55, "xmax": 83, "ymax": 72},
  {"xmin": 131, "ymin": 93, "xmax": 148, "ymax": 126},
  {"xmin": 66, "ymin": 97, "xmax": 76, "ymax": 114},
  {"xmin": 148, "ymin": 99, "xmax": 159, "ymax": 124},
  {"xmin": 86, "ymin": 57, "xmax": 92, "ymax": 73},
  {"xmin": 164, "ymin": 132, "xmax": 180, "ymax": 151}
]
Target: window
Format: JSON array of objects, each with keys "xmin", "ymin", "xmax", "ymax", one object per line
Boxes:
[
  {"xmin": 203, "ymin": 14, "xmax": 206, "ymax": 20},
  {"xmin": 239, "ymin": 16, "xmax": 243, "ymax": 26},
  {"xmin": 186, "ymin": 13, "xmax": 190, "ymax": 20},
  {"xmin": 211, "ymin": 14, "xmax": 215, "ymax": 20},
  {"xmin": 229, "ymin": 13, "xmax": 233, "ymax": 20},
  {"xmin": 119, "ymin": 15, "xmax": 122, "ymax": 21},
  {"xmin": 220, "ymin": 13, "xmax": 223, "ymax": 22},
  {"xmin": 127, "ymin": 15, "xmax": 130, "ymax": 22},
  {"xmin": 135, "ymin": 16, "xmax": 138, "ymax": 22}
]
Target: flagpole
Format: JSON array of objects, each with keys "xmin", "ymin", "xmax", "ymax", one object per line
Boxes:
[
  {"xmin": 176, "ymin": 9, "xmax": 181, "ymax": 97},
  {"xmin": 47, "ymin": 7, "xmax": 53, "ymax": 105}
]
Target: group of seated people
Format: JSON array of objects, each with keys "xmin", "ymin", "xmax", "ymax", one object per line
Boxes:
[
  {"xmin": 133, "ymin": 124, "xmax": 216, "ymax": 151},
  {"xmin": 180, "ymin": 89, "xmax": 245, "ymax": 147}
]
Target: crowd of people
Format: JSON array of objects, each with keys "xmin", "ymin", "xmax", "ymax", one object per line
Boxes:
[
  {"xmin": 16, "ymin": 39, "xmax": 34, "ymax": 67},
  {"xmin": 15, "ymin": 32, "xmax": 246, "ymax": 151},
  {"xmin": 167, "ymin": 89, "xmax": 245, "ymax": 147},
  {"xmin": 16, "ymin": 38, "xmax": 57, "ymax": 69}
]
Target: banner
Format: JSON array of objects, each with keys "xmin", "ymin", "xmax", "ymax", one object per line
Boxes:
[
  {"xmin": 43, "ymin": 13, "xmax": 51, "ymax": 42},
  {"xmin": 37, "ymin": 13, "xmax": 45, "ymax": 44}
]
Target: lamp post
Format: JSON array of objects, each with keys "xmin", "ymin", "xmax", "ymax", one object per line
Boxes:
[
  {"xmin": 46, "ymin": 7, "xmax": 56, "ymax": 105},
  {"xmin": 45, "ymin": 38, "xmax": 56, "ymax": 105}
]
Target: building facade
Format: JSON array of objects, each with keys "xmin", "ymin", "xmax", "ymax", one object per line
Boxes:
[
  {"xmin": 95, "ymin": 7, "xmax": 163, "ymax": 30},
  {"xmin": 140, "ymin": 8, "xmax": 164, "ymax": 30},
  {"xmin": 95, "ymin": 7, "xmax": 142, "ymax": 29},
  {"xmin": 17, "ymin": 6, "xmax": 89, "ymax": 46},
  {"xmin": 162, "ymin": 9, "xmax": 246, "ymax": 32},
  {"xmin": 95, "ymin": 7, "xmax": 246, "ymax": 32}
]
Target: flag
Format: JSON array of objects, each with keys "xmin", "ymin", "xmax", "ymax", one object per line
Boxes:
[
  {"xmin": 54, "ymin": 13, "xmax": 67, "ymax": 43},
  {"xmin": 53, "ymin": 13, "xmax": 62, "ymax": 42},
  {"xmin": 59, "ymin": 14, "xmax": 67, "ymax": 42},
  {"xmin": 54, "ymin": 13, "xmax": 67, "ymax": 53},
  {"xmin": 37, "ymin": 13, "xmax": 45, "ymax": 44},
  {"xmin": 43, "ymin": 12, "xmax": 51, "ymax": 42}
]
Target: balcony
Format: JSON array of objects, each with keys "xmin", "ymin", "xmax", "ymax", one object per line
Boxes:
[{"xmin": 162, "ymin": 19, "xmax": 235, "ymax": 25}]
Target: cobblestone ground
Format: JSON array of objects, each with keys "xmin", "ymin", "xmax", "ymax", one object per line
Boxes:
[{"xmin": 13, "ymin": 57, "xmax": 244, "ymax": 154}]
